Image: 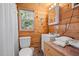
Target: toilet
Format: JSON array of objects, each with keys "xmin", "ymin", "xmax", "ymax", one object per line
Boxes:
[{"xmin": 19, "ymin": 37, "xmax": 34, "ymax": 56}]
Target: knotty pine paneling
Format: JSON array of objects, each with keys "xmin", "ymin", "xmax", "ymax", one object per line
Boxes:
[{"xmin": 58, "ymin": 3, "xmax": 79, "ymax": 40}]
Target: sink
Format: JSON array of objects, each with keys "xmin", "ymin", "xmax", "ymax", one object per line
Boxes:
[{"xmin": 41, "ymin": 33, "xmax": 60, "ymax": 52}]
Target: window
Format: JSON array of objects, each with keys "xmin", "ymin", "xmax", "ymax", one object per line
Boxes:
[{"xmin": 19, "ymin": 10, "xmax": 34, "ymax": 31}]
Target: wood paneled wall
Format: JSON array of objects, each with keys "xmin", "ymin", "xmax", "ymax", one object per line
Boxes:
[
  {"xmin": 16, "ymin": 3, "xmax": 49, "ymax": 55},
  {"xmin": 49, "ymin": 25, "xmax": 54, "ymax": 32},
  {"xmin": 58, "ymin": 3, "xmax": 79, "ymax": 40}
]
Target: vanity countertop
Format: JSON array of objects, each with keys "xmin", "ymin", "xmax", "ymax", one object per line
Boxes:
[{"xmin": 44, "ymin": 41, "xmax": 79, "ymax": 56}]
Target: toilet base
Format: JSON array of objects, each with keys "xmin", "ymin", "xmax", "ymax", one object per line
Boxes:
[{"xmin": 19, "ymin": 48, "xmax": 34, "ymax": 56}]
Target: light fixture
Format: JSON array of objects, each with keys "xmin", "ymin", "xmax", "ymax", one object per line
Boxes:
[{"xmin": 49, "ymin": 3, "xmax": 57, "ymax": 10}]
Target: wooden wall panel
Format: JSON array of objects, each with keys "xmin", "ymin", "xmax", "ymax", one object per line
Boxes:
[
  {"xmin": 58, "ymin": 3, "xmax": 79, "ymax": 40},
  {"xmin": 59, "ymin": 3, "xmax": 72, "ymax": 14},
  {"xmin": 58, "ymin": 23, "xmax": 79, "ymax": 40},
  {"xmin": 49, "ymin": 25, "xmax": 54, "ymax": 32},
  {"xmin": 59, "ymin": 3, "xmax": 72, "ymax": 22}
]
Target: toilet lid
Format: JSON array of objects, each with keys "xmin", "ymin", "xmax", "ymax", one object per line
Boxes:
[{"xmin": 19, "ymin": 48, "xmax": 34, "ymax": 56}]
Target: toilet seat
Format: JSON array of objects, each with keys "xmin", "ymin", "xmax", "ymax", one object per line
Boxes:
[{"xmin": 19, "ymin": 48, "xmax": 34, "ymax": 56}]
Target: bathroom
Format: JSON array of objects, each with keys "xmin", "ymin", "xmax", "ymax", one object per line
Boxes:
[{"xmin": 0, "ymin": 2, "xmax": 79, "ymax": 56}]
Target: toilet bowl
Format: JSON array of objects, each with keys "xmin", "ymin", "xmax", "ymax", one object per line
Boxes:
[
  {"xmin": 19, "ymin": 37, "xmax": 34, "ymax": 56},
  {"xmin": 19, "ymin": 48, "xmax": 34, "ymax": 56}
]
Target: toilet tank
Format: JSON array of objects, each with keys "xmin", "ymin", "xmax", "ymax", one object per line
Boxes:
[{"xmin": 20, "ymin": 37, "xmax": 31, "ymax": 48}]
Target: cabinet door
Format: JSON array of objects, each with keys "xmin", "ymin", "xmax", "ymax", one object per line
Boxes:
[
  {"xmin": 44, "ymin": 44, "xmax": 54, "ymax": 56},
  {"xmin": 44, "ymin": 43, "xmax": 64, "ymax": 56},
  {"xmin": 48, "ymin": 46, "xmax": 63, "ymax": 56}
]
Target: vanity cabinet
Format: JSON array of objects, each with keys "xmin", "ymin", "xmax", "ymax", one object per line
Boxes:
[
  {"xmin": 44, "ymin": 41, "xmax": 79, "ymax": 56},
  {"xmin": 44, "ymin": 41, "xmax": 64, "ymax": 56}
]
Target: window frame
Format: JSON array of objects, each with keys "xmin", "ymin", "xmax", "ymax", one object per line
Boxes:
[{"xmin": 18, "ymin": 9, "xmax": 35, "ymax": 31}]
